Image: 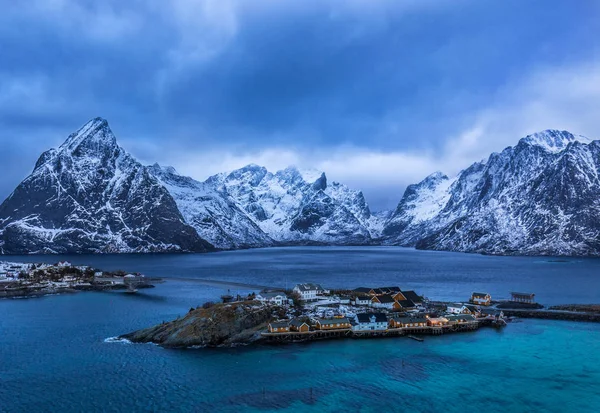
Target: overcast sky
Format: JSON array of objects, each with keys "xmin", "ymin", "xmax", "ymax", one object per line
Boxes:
[{"xmin": 1, "ymin": 0, "xmax": 600, "ymax": 210}]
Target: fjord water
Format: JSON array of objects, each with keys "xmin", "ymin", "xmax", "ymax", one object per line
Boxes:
[{"xmin": 2, "ymin": 247, "xmax": 600, "ymax": 412}]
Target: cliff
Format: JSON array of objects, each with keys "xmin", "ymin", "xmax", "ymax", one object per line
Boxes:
[{"xmin": 120, "ymin": 301, "xmax": 276, "ymax": 348}]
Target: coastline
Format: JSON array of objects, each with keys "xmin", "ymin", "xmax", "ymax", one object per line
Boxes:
[{"xmin": 0, "ymin": 260, "xmax": 159, "ymax": 299}]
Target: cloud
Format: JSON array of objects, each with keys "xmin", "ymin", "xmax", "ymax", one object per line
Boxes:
[
  {"xmin": 142, "ymin": 61, "xmax": 600, "ymax": 211},
  {"xmin": 0, "ymin": 0, "xmax": 599, "ymax": 211}
]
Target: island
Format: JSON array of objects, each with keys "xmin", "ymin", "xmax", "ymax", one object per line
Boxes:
[{"xmin": 119, "ymin": 284, "xmax": 507, "ymax": 348}]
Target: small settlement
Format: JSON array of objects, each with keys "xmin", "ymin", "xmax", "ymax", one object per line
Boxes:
[
  {"xmin": 0, "ymin": 261, "xmax": 155, "ymax": 298},
  {"xmin": 256, "ymin": 284, "xmax": 505, "ymax": 342}
]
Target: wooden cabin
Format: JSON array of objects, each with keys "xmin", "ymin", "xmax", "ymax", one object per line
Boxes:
[
  {"xmin": 427, "ymin": 317, "xmax": 449, "ymax": 327},
  {"xmin": 392, "ymin": 291, "xmax": 407, "ymax": 302},
  {"xmin": 371, "ymin": 294, "xmax": 397, "ymax": 309},
  {"xmin": 510, "ymin": 292, "xmax": 535, "ymax": 304},
  {"xmin": 445, "ymin": 314, "xmax": 476, "ymax": 325},
  {"xmin": 315, "ymin": 318, "xmax": 351, "ymax": 330},
  {"xmin": 470, "ymin": 292, "xmax": 491, "ymax": 306},
  {"xmin": 289, "ymin": 319, "xmax": 310, "ymax": 332},
  {"xmin": 400, "ymin": 290, "xmax": 423, "ymax": 305},
  {"xmin": 268, "ymin": 321, "xmax": 290, "ymax": 333},
  {"xmin": 395, "ymin": 299, "xmax": 416, "ymax": 311},
  {"xmin": 389, "ymin": 317, "xmax": 427, "ymax": 328}
]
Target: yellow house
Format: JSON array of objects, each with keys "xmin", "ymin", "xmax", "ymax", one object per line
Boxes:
[
  {"xmin": 389, "ymin": 317, "xmax": 427, "ymax": 328},
  {"xmin": 427, "ymin": 317, "xmax": 449, "ymax": 327},
  {"xmin": 289, "ymin": 319, "xmax": 310, "ymax": 332},
  {"xmin": 315, "ymin": 318, "xmax": 351, "ymax": 330},
  {"xmin": 268, "ymin": 321, "xmax": 290, "ymax": 333},
  {"xmin": 471, "ymin": 292, "xmax": 491, "ymax": 306}
]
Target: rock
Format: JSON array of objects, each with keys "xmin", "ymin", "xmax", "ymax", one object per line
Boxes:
[
  {"xmin": 0, "ymin": 118, "xmax": 213, "ymax": 254},
  {"xmin": 383, "ymin": 129, "xmax": 600, "ymax": 256},
  {"xmin": 120, "ymin": 301, "xmax": 275, "ymax": 348}
]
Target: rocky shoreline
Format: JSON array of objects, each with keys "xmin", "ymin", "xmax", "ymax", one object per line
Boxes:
[
  {"xmin": 120, "ymin": 300, "xmax": 600, "ymax": 349},
  {"xmin": 120, "ymin": 301, "xmax": 274, "ymax": 348}
]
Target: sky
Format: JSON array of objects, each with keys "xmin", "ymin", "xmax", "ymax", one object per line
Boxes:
[{"xmin": 1, "ymin": 0, "xmax": 600, "ymax": 210}]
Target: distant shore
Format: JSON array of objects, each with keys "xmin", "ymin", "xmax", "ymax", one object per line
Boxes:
[{"xmin": 0, "ymin": 260, "xmax": 158, "ymax": 299}]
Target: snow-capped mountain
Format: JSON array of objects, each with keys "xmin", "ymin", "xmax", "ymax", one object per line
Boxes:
[
  {"xmin": 0, "ymin": 117, "xmax": 382, "ymax": 253},
  {"xmin": 383, "ymin": 130, "xmax": 600, "ymax": 256},
  {"xmin": 0, "ymin": 118, "xmax": 212, "ymax": 254},
  {"xmin": 205, "ymin": 165, "xmax": 380, "ymax": 245},
  {"xmin": 148, "ymin": 164, "xmax": 273, "ymax": 249}
]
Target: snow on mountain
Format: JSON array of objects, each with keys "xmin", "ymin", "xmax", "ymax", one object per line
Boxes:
[
  {"xmin": 148, "ymin": 164, "xmax": 273, "ymax": 249},
  {"xmin": 383, "ymin": 129, "xmax": 600, "ymax": 256},
  {"xmin": 0, "ymin": 118, "xmax": 212, "ymax": 254},
  {"xmin": 522, "ymin": 129, "xmax": 592, "ymax": 154},
  {"xmin": 206, "ymin": 165, "xmax": 378, "ymax": 244}
]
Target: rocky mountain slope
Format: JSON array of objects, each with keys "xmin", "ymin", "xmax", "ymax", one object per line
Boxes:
[
  {"xmin": 0, "ymin": 118, "xmax": 382, "ymax": 253},
  {"xmin": 148, "ymin": 164, "xmax": 274, "ymax": 249},
  {"xmin": 383, "ymin": 130, "xmax": 600, "ymax": 256},
  {"xmin": 205, "ymin": 165, "xmax": 382, "ymax": 245},
  {"xmin": 0, "ymin": 118, "xmax": 212, "ymax": 254}
]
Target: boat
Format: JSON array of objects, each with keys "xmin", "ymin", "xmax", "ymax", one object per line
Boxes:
[{"xmin": 407, "ymin": 335, "xmax": 424, "ymax": 342}]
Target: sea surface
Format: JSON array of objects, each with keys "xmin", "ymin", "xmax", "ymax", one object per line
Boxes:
[{"xmin": 1, "ymin": 247, "xmax": 600, "ymax": 412}]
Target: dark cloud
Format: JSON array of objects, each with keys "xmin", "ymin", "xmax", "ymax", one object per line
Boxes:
[{"xmin": 0, "ymin": 0, "xmax": 599, "ymax": 209}]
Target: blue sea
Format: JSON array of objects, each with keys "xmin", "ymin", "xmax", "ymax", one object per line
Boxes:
[{"xmin": 2, "ymin": 247, "xmax": 600, "ymax": 412}]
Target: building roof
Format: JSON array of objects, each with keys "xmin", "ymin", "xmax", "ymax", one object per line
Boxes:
[
  {"xmin": 258, "ymin": 291, "xmax": 287, "ymax": 299},
  {"xmin": 510, "ymin": 292, "xmax": 535, "ymax": 298},
  {"xmin": 397, "ymin": 299, "xmax": 416, "ymax": 308},
  {"xmin": 294, "ymin": 283, "xmax": 325, "ymax": 292},
  {"xmin": 464, "ymin": 304, "xmax": 480, "ymax": 312},
  {"xmin": 380, "ymin": 286, "xmax": 401, "ymax": 292},
  {"xmin": 289, "ymin": 319, "xmax": 310, "ymax": 328},
  {"xmin": 447, "ymin": 303, "xmax": 465, "ymax": 308},
  {"xmin": 356, "ymin": 313, "xmax": 388, "ymax": 323},
  {"xmin": 353, "ymin": 287, "xmax": 372, "ymax": 294},
  {"xmin": 401, "ymin": 290, "xmax": 422, "ymax": 303},
  {"xmin": 373, "ymin": 294, "xmax": 396, "ymax": 304},
  {"xmin": 269, "ymin": 321, "xmax": 290, "ymax": 328},
  {"xmin": 472, "ymin": 292, "xmax": 490, "ymax": 298},
  {"xmin": 317, "ymin": 318, "xmax": 350, "ymax": 326}
]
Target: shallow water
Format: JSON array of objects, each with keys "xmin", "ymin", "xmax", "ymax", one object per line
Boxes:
[{"xmin": 2, "ymin": 247, "xmax": 600, "ymax": 412}]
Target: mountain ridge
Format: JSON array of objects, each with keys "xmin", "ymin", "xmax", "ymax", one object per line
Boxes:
[
  {"xmin": 1, "ymin": 120, "xmax": 599, "ymax": 256},
  {"xmin": 382, "ymin": 129, "xmax": 600, "ymax": 256}
]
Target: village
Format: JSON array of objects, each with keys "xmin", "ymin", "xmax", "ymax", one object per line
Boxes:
[
  {"xmin": 0, "ymin": 261, "xmax": 156, "ymax": 298},
  {"xmin": 251, "ymin": 283, "xmax": 522, "ymax": 342}
]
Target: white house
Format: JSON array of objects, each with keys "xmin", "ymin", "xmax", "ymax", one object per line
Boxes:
[
  {"xmin": 446, "ymin": 303, "xmax": 470, "ymax": 314},
  {"xmin": 293, "ymin": 283, "xmax": 328, "ymax": 301},
  {"xmin": 56, "ymin": 261, "xmax": 72, "ymax": 267},
  {"xmin": 255, "ymin": 291, "xmax": 288, "ymax": 306},
  {"xmin": 352, "ymin": 313, "xmax": 388, "ymax": 332},
  {"xmin": 353, "ymin": 296, "xmax": 371, "ymax": 306}
]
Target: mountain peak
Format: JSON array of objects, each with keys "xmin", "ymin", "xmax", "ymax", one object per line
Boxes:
[
  {"xmin": 59, "ymin": 117, "xmax": 117, "ymax": 154},
  {"xmin": 149, "ymin": 163, "xmax": 178, "ymax": 176},
  {"xmin": 520, "ymin": 129, "xmax": 591, "ymax": 153}
]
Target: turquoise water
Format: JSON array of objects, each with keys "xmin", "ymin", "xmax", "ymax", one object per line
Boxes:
[{"xmin": 2, "ymin": 247, "xmax": 600, "ymax": 412}]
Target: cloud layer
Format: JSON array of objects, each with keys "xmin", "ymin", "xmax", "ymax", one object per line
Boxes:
[{"xmin": 1, "ymin": 0, "xmax": 599, "ymax": 210}]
